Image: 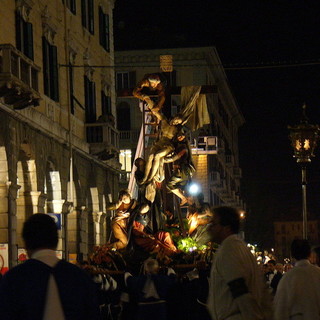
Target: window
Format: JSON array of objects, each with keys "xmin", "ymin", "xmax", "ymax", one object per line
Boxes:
[
  {"xmin": 69, "ymin": 60, "xmax": 75, "ymax": 114},
  {"xmin": 42, "ymin": 37, "xmax": 59, "ymax": 101},
  {"xmin": 119, "ymin": 149, "xmax": 132, "ymax": 172},
  {"xmin": 101, "ymin": 91, "xmax": 111, "ymax": 115},
  {"xmin": 116, "ymin": 102, "xmax": 131, "ymax": 130},
  {"xmin": 116, "ymin": 72, "xmax": 136, "ymax": 90},
  {"xmin": 81, "ymin": 0, "xmax": 94, "ymax": 34},
  {"xmin": 15, "ymin": 11, "xmax": 34, "ymax": 60},
  {"xmin": 84, "ymin": 75, "xmax": 96, "ymax": 123},
  {"xmin": 65, "ymin": 0, "xmax": 76, "ymax": 14},
  {"xmin": 99, "ymin": 7, "xmax": 109, "ymax": 51},
  {"xmin": 163, "ymin": 70, "xmax": 177, "ymax": 87}
]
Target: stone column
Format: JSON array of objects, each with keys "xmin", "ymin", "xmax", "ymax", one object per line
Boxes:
[
  {"xmin": 92, "ymin": 211, "xmax": 104, "ymax": 245},
  {"xmin": 77, "ymin": 206, "xmax": 88, "ymax": 260},
  {"xmin": 0, "ymin": 182, "xmax": 9, "ymax": 244},
  {"xmin": 7, "ymin": 182, "xmax": 21, "ymax": 268},
  {"xmin": 99, "ymin": 213, "xmax": 107, "ymax": 244}
]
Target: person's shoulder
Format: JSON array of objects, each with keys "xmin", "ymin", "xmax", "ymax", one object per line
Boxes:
[
  {"xmin": 1, "ymin": 259, "xmax": 45, "ymax": 282},
  {"xmin": 54, "ymin": 260, "xmax": 96, "ymax": 286},
  {"xmin": 222, "ymin": 234, "xmax": 245, "ymax": 249},
  {"xmin": 55, "ymin": 259, "xmax": 83, "ymax": 271}
]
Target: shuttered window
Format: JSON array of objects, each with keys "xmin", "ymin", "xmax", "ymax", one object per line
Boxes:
[
  {"xmin": 81, "ymin": 0, "xmax": 94, "ymax": 34},
  {"xmin": 116, "ymin": 71, "xmax": 136, "ymax": 90},
  {"xmin": 101, "ymin": 91, "xmax": 111, "ymax": 115},
  {"xmin": 15, "ymin": 11, "xmax": 34, "ymax": 60},
  {"xmin": 84, "ymin": 76, "xmax": 96, "ymax": 123},
  {"xmin": 99, "ymin": 7, "xmax": 109, "ymax": 51},
  {"xmin": 42, "ymin": 37, "xmax": 59, "ymax": 101}
]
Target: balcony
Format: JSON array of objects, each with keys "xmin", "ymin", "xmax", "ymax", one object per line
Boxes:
[
  {"xmin": 85, "ymin": 122, "xmax": 120, "ymax": 161},
  {"xmin": 191, "ymin": 136, "xmax": 218, "ymax": 155},
  {"xmin": 0, "ymin": 44, "xmax": 40, "ymax": 109},
  {"xmin": 119, "ymin": 129, "xmax": 140, "ymax": 148}
]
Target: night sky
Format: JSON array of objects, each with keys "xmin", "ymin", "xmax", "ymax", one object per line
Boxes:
[{"xmin": 113, "ymin": 0, "xmax": 320, "ymax": 248}]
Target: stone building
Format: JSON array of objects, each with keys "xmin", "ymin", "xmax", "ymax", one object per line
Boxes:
[
  {"xmin": 274, "ymin": 219, "xmax": 320, "ymax": 261},
  {"xmin": 115, "ymin": 47, "xmax": 245, "ymax": 210},
  {"xmin": 0, "ymin": 0, "xmax": 120, "ymax": 270}
]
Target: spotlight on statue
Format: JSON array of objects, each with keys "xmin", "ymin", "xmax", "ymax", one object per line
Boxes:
[{"xmin": 188, "ymin": 182, "xmax": 201, "ymax": 196}]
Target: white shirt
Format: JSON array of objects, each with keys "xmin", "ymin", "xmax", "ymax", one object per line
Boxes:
[
  {"xmin": 32, "ymin": 249, "xmax": 65, "ymax": 320},
  {"xmin": 207, "ymin": 234, "xmax": 273, "ymax": 320},
  {"xmin": 274, "ymin": 259, "xmax": 320, "ymax": 320}
]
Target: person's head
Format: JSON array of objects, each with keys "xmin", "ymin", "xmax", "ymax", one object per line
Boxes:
[
  {"xmin": 208, "ymin": 206, "xmax": 240, "ymax": 244},
  {"xmin": 176, "ymin": 129, "xmax": 186, "ymax": 142},
  {"xmin": 22, "ymin": 213, "xmax": 58, "ymax": 256},
  {"xmin": 170, "ymin": 114, "xmax": 183, "ymax": 126},
  {"xmin": 143, "ymin": 258, "xmax": 159, "ymax": 274},
  {"xmin": 134, "ymin": 157, "xmax": 145, "ymax": 169},
  {"xmin": 118, "ymin": 189, "xmax": 131, "ymax": 203},
  {"xmin": 291, "ymin": 239, "xmax": 311, "ymax": 261},
  {"xmin": 148, "ymin": 75, "xmax": 161, "ymax": 88},
  {"xmin": 139, "ymin": 203, "xmax": 150, "ymax": 215},
  {"xmin": 267, "ymin": 259, "xmax": 276, "ymax": 272},
  {"xmin": 311, "ymin": 246, "xmax": 320, "ymax": 266}
]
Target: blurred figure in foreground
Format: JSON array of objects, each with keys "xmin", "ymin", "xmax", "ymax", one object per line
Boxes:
[
  {"xmin": 207, "ymin": 206, "xmax": 273, "ymax": 320},
  {"xmin": 274, "ymin": 239, "xmax": 320, "ymax": 320},
  {"xmin": 125, "ymin": 258, "xmax": 176, "ymax": 320},
  {"xmin": 0, "ymin": 213, "xmax": 99, "ymax": 320}
]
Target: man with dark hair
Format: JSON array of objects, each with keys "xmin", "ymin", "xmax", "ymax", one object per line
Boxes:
[
  {"xmin": 274, "ymin": 239, "xmax": 320, "ymax": 320},
  {"xmin": 266, "ymin": 259, "xmax": 282, "ymax": 295},
  {"xmin": 0, "ymin": 213, "xmax": 100, "ymax": 320},
  {"xmin": 207, "ymin": 206, "xmax": 273, "ymax": 320}
]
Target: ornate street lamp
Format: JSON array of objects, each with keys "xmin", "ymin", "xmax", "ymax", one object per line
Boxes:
[{"xmin": 288, "ymin": 104, "xmax": 320, "ymax": 239}]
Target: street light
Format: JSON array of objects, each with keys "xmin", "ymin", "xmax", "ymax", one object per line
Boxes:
[{"xmin": 288, "ymin": 104, "xmax": 320, "ymax": 239}]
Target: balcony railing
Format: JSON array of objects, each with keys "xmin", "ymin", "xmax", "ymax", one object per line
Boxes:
[
  {"xmin": 190, "ymin": 136, "xmax": 218, "ymax": 155},
  {"xmin": 0, "ymin": 44, "xmax": 40, "ymax": 109},
  {"xmin": 119, "ymin": 130, "xmax": 140, "ymax": 143}
]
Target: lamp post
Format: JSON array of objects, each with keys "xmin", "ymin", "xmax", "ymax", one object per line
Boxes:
[{"xmin": 288, "ymin": 105, "xmax": 320, "ymax": 239}]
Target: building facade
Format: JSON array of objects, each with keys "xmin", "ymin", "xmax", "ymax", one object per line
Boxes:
[
  {"xmin": 0, "ymin": 0, "xmax": 120, "ymax": 270},
  {"xmin": 274, "ymin": 220, "xmax": 320, "ymax": 261},
  {"xmin": 115, "ymin": 47, "xmax": 245, "ymax": 210}
]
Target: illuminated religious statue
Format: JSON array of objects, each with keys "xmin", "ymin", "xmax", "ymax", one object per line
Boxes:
[
  {"xmin": 164, "ymin": 130, "xmax": 196, "ymax": 206},
  {"xmin": 139, "ymin": 108, "xmax": 184, "ymax": 185},
  {"xmin": 133, "ymin": 73, "xmax": 166, "ymax": 112},
  {"xmin": 134, "ymin": 82, "xmax": 211, "ymax": 205}
]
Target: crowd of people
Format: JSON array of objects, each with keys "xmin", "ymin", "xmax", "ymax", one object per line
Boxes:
[{"xmin": 2, "ymin": 207, "xmax": 320, "ymax": 319}]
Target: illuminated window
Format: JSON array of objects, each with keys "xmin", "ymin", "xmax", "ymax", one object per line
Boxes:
[{"xmin": 119, "ymin": 149, "xmax": 132, "ymax": 172}]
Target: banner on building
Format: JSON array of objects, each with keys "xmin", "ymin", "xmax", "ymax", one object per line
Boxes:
[
  {"xmin": 47, "ymin": 213, "xmax": 62, "ymax": 230},
  {"xmin": 18, "ymin": 248, "xmax": 27, "ymax": 264},
  {"xmin": 0, "ymin": 243, "xmax": 9, "ymax": 274},
  {"xmin": 160, "ymin": 55, "xmax": 173, "ymax": 72}
]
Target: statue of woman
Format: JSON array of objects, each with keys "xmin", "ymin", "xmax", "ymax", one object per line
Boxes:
[{"xmin": 106, "ymin": 190, "xmax": 137, "ymax": 250}]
